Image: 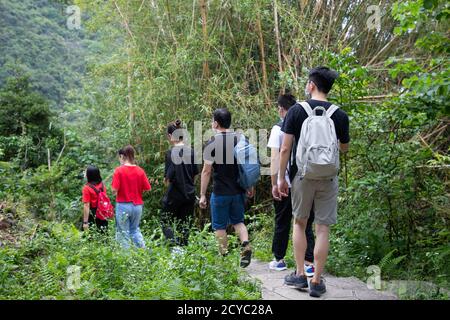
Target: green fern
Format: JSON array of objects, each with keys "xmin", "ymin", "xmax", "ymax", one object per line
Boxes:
[
  {"xmin": 39, "ymin": 266, "xmax": 58, "ymax": 294},
  {"xmin": 379, "ymin": 249, "xmax": 407, "ymax": 277}
]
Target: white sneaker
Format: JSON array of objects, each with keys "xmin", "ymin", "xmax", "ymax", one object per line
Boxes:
[
  {"xmin": 304, "ymin": 263, "xmax": 315, "ymax": 277},
  {"xmin": 269, "ymin": 259, "xmax": 288, "ymax": 271}
]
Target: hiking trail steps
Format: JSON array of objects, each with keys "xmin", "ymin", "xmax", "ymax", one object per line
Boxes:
[{"xmin": 246, "ymin": 259, "xmax": 398, "ymax": 300}]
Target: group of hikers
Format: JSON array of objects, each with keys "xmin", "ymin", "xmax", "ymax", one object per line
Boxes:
[{"xmin": 81, "ymin": 66, "xmax": 349, "ymax": 298}]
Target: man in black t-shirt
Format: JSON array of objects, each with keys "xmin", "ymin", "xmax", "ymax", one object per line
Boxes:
[
  {"xmin": 200, "ymin": 108, "xmax": 253, "ymax": 268},
  {"xmin": 277, "ymin": 67, "xmax": 350, "ymax": 298}
]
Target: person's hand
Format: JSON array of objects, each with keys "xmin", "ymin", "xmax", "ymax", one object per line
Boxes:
[
  {"xmin": 246, "ymin": 187, "xmax": 255, "ymax": 199},
  {"xmin": 272, "ymin": 185, "xmax": 281, "ymax": 201},
  {"xmin": 277, "ymin": 178, "xmax": 289, "ymax": 198},
  {"xmin": 83, "ymin": 222, "xmax": 89, "ymax": 231},
  {"xmin": 199, "ymin": 195, "xmax": 208, "ymax": 209}
]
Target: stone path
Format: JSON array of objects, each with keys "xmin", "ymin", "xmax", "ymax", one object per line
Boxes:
[{"xmin": 246, "ymin": 259, "xmax": 398, "ymax": 300}]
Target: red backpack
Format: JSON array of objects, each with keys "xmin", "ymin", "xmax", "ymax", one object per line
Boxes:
[{"xmin": 88, "ymin": 183, "xmax": 114, "ymax": 220}]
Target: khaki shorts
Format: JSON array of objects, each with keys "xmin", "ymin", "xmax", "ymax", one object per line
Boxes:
[{"xmin": 291, "ymin": 175, "xmax": 338, "ymax": 225}]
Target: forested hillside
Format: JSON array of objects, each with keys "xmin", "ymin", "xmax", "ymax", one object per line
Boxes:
[
  {"xmin": 0, "ymin": 0, "xmax": 448, "ymax": 300},
  {"xmin": 0, "ymin": 0, "xmax": 95, "ymax": 107}
]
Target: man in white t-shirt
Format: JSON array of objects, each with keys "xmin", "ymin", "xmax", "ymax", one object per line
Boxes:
[{"xmin": 267, "ymin": 93, "xmax": 315, "ymax": 275}]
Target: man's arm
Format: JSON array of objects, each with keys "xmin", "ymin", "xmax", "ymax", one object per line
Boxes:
[
  {"xmin": 339, "ymin": 142, "xmax": 349, "ymax": 153},
  {"xmin": 199, "ymin": 162, "xmax": 212, "ymax": 208},
  {"xmin": 278, "ymin": 133, "xmax": 294, "ymax": 197},
  {"xmin": 339, "ymin": 111, "xmax": 350, "ymax": 153},
  {"xmin": 270, "ymin": 148, "xmax": 281, "ymax": 200},
  {"xmin": 164, "ymin": 178, "xmax": 170, "ymax": 187}
]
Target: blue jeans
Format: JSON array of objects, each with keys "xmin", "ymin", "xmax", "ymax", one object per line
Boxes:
[
  {"xmin": 115, "ymin": 202, "xmax": 145, "ymax": 249},
  {"xmin": 210, "ymin": 193, "xmax": 245, "ymax": 231}
]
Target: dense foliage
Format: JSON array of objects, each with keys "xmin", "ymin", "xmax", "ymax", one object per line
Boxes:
[{"xmin": 0, "ymin": 219, "xmax": 260, "ymax": 299}]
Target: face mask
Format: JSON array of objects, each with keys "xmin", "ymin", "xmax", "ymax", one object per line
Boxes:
[{"xmin": 304, "ymin": 83, "xmax": 311, "ymax": 99}]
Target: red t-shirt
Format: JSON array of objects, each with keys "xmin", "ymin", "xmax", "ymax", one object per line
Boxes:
[
  {"xmin": 111, "ymin": 165, "xmax": 151, "ymax": 205},
  {"xmin": 82, "ymin": 182, "xmax": 105, "ymax": 209}
]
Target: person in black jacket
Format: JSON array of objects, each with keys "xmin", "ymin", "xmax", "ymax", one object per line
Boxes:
[{"xmin": 162, "ymin": 119, "xmax": 199, "ymax": 247}]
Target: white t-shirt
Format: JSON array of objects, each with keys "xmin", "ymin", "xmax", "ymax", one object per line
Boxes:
[{"xmin": 267, "ymin": 123, "xmax": 291, "ymax": 187}]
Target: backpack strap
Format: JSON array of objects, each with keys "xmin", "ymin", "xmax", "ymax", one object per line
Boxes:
[
  {"xmin": 299, "ymin": 101, "xmax": 313, "ymax": 117},
  {"xmin": 88, "ymin": 183, "xmax": 103, "ymax": 194},
  {"xmin": 275, "ymin": 120, "xmax": 283, "ymax": 128},
  {"xmin": 326, "ymin": 104, "xmax": 339, "ymax": 118}
]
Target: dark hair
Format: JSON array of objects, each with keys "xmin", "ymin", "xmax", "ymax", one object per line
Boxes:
[
  {"xmin": 213, "ymin": 108, "xmax": 231, "ymax": 129},
  {"xmin": 308, "ymin": 66, "xmax": 339, "ymax": 94},
  {"xmin": 167, "ymin": 119, "xmax": 183, "ymax": 140},
  {"xmin": 277, "ymin": 93, "xmax": 296, "ymax": 110},
  {"xmin": 86, "ymin": 165, "xmax": 102, "ymax": 184},
  {"xmin": 118, "ymin": 145, "xmax": 136, "ymax": 164}
]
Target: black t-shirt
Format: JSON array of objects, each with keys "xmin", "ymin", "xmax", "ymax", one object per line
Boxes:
[
  {"xmin": 204, "ymin": 132, "xmax": 246, "ymax": 196},
  {"xmin": 164, "ymin": 145, "xmax": 199, "ymax": 205},
  {"xmin": 281, "ymin": 99, "xmax": 350, "ymax": 178}
]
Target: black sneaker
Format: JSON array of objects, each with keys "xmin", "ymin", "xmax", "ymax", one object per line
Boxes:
[
  {"xmin": 309, "ymin": 279, "xmax": 326, "ymax": 298},
  {"xmin": 284, "ymin": 272, "xmax": 308, "ymax": 289},
  {"xmin": 240, "ymin": 241, "xmax": 252, "ymax": 268}
]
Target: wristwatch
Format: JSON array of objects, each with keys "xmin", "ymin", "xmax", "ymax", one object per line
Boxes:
[{"xmin": 83, "ymin": 221, "xmax": 89, "ymax": 224}]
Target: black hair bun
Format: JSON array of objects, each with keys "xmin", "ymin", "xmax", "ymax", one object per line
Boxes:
[{"xmin": 175, "ymin": 119, "xmax": 182, "ymax": 128}]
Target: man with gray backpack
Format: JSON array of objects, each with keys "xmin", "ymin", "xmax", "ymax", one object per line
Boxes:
[{"xmin": 277, "ymin": 67, "xmax": 350, "ymax": 297}]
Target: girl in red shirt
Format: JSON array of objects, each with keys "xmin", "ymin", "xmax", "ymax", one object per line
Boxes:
[
  {"xmin": 82, "ymin": 166, "xmax": 108, "ymax": 232},
  {"xmin": 112, "ymin": 145, "xmax": 151, "ymax": 249}
]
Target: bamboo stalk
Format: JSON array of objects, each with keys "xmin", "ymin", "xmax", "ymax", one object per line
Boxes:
[
  {"xmin": 423, "ymin": 124, "xmax": 447, "ymax": 141},
  {"xmin": 127, "ymin": 44, "xmax": 134, "ymax": 139},
  {"xmin": 355, "ymin": 94, "xmax": 398, "ymax": 100},
  {"xmin": 366, "ymin": 36, "xmax": 398, "ymax": 67},
  {"xmin": 190, "ymin": 0, "xmax": 196, "ymax": 37},
  {"xmin": 113, "ymin": 0, "xmax": 135, "ymax": 42},
  {"xmin": 416, "ymin": 165, "xmax": 450, "ymax": 169},
  {"xmin": 199, "ymin": 0, "xmax": 210, "ymax": 80},
  {"xmin": 273, "ymin": 0, "xmax": 283, "ymax": 92},
  {"xmin": 255, "ymin": 6, "xmax": 270, "ymax": 107},
  {"xmin": 47, "ymin": 148, "xmax": 51, "ymax": 171}
]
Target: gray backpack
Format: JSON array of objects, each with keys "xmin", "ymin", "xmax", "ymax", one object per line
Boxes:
[{"xmin": 296, "ymin": 102, "xmax": 340, "ymax": 180}]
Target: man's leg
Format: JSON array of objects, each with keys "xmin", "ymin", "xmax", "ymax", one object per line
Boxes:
[
  {"xmin": 234, "ymin": 222, "xmax": 252, "ymax": 268},
  {"xmin": 231, "ymin": 194, "xmax": 252, "ymax": 268},
  {"xmin": 304, "ymin": 208, "xmax": 315, "ymax": 265},
  {"xmin": 230, "ymin": 194, "xmax": 248, "ymax": 243},
  {"xmin": 272, "ymin": 191, "xmax": 292, "ymax": 261},
  {"xmin": 312, "ymin": 224, "xmax": 329, "ymax": 283},
  {"xmin": 210, "ymin": 193, "xmax": 231, "ymax": 255},
  {"xmin": 293, "ymin": 218, "xmax": 308, "ymax": 275},
  {"xmin": 308, "ymin": 178, "xmax": 338, "ymax": 297},
  {"xmin": 233, "ymin": 223, "xmax": 248, "ymax": 243},
  {"xmin": 290, "ymin": 176, "xmax": 315, "ymax": 275},
  {"xmin": 215, "ymin": 229, "xmax": 228, "ymax": 255}
]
